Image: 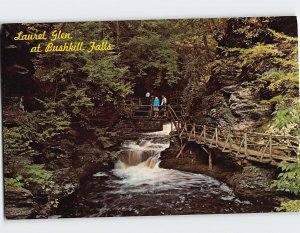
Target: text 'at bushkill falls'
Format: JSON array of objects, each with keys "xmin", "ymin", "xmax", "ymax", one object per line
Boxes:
[{"xmin": 1, "ymin": 16, "xmax": 300, "ymax": 219}]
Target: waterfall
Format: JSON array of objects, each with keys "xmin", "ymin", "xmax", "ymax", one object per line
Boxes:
[
  {"xmin": 58, "ymin": 123, "xmax": 269, "ymax": 218},
  {"xmin": 117, "ymin": 123, "xmax": 171, "ymax": 169}
]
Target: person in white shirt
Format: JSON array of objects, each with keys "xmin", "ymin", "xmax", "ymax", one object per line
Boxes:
[{"xmin": 161, "ymin": 95, "xmax": 167, "ymax": 117}]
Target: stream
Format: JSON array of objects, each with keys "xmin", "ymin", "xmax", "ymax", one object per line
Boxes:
[{"xmin": 57, "ymin": 123, "xmax": 276, "ymax": 218}]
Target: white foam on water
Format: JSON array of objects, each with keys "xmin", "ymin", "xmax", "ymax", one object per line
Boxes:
[
  {"xmin": 102, "ymin": 122, "xmax": 240, "ymax": 202},
  {"xmin": 93, "ymin": 172, "xmax": 108, "ymax": 177}
]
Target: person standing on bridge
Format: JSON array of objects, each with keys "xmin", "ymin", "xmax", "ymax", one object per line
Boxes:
[
  {"xmin": 161, "ymin": 95, "xmax": 167, "ymax": 117},
  {"xmin": 153, "ymin": 97, "xmax": 160, "ymax": 118}
]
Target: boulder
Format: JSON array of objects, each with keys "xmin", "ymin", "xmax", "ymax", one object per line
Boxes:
[
  {"xmin": 228, "ymin": 165, "xmax": 276, "ymax": 197},
  {"xmin": 5, "ymin": 186, "xmax": 35, "ymax": 219}
]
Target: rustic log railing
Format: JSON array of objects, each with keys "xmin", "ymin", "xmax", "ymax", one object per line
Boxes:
[
  {"xmin": 122, "ymin": 92, "xmax": 181, "ymax": 107},
  {"xmin": 121, "ymin": 103, "xmax": 182, "ymax": 120},
  {"xmin": 167, "ymin": 105, "xmax": 299, "ymax": 166},
  {"xmin": 120, "ymin": 103, "xmax": 299, "ymax": 166}
]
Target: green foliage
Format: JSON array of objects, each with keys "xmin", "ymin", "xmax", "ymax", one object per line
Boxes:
[
  {"xmin": 81, "ymin": 54, "xmax": 132, "ymax": 102},
  {"xmin": 23, "ymin": 164, "xmax": 54, "ymax": 191},
  {"xmin": 3, "ymin": 127, "xmax": 35, "ymax": 158},
  {"xmin": 240, "ymin": 43, "xmax": 284, "ymax": 69},
  {"xmin": 30, "ymin": 110, "xmax": 71, "ymax": 142},
  {"xmin": 58, "ymin": 86, "xmax": 94, "ymax": 116},
  {"xmin": 4, "ymin": 23, "xmax": 128, "ymax": 198},
  {"xmin": 101, "ymin": 151, "xmax": 120, "ymax": 165},
  {"xmin": 3, "ymin": 18, "xmax": 299, "ymax": 214},
  {"xmin": 258, "ymin": 70, "xmax": 298, "ymax": 95},
  {"xmin": 94, "ymin": 128, "xmax": 114, "ymax": 148},
  {"xmin": 182, "ymin": 75, "xmax": 210, "ymax": 113},
  {"xmin": 169, "ymin": 19, "xmax": 218, "ymax": 110},
  {"xmin": 272, "ymin": 162, "xmax": 300, "ymax": 212},
  {"xmin": 260, "ymin": 95, "xmax": 284, "ymax": 105},
  {"xmin": 270, "ymin": 29, "xmax": 298, "ymax": 42},
  {"xmin": 36, "ymin": 22, "xmax": 133, "ymax": 106},
  {"xmin": 257, "ymin": 31, "xmax": 299, "ymax": 138},
  {"xmin": 276, "ymin": 200, "xmax": 300, "ymax": 212},
  {"xmin": 273, "ymin": 103, "xmax": 300, "ymax": 129},
  {"xmin": 122, "ymin": 20, "xmax": 181, "ymax": 88},
  {"xmin": 234, "ymin": 40, "xmax": 297, "ymax": 84},
  {"xmin": 255, "ymin": 31, "xmax": 298, "ymax": 97},
  {"xmin": 4, "ymin": 164, "xmax": 56, "ymax": 204},
  {"xmin": 269, "ymin": 99, "xmax": 300, "ymax": 137},
  {"xmin": 272, "ymin": 162, "xmax": 300, "ymax": 195},
  {"xmin": 211, "ymin": 56, "xmax": 241, "ymax": 76},
  {"xmin": 215, "ymin": 22, "xmax": 299, "ymax": 137},
  {"xmin": 4, "ymin": 176, "xmax": 24, "ymax": 188},
  {"xmin": 208, "ymin": 17, "xmax": 273, "ymax": 48},
  {"xmin": 3, "ymin": 122, "xmax": 37, "ymax": 177}
]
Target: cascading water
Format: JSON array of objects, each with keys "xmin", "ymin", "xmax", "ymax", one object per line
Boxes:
[
  {"xmin": 116, "ymin": 123, "xmax": 170, "ymax": 172},
  {"xmin": 57, "ymin": 123, "xmax": 276, "ymax": 218}
]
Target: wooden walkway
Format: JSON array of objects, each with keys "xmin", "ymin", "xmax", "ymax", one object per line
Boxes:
[
  {"xmin": 167, "ymin": 105, "xmax": 299, "ymax": 166},
  {"xmin": 121, "ymin": 102, "xmax": 299, "ymax": 166},
  {"xmin": 121, "ymin": 103, "xmax": 182, "ymax": 120},
  {"xmin": 121, "ymin": 92, "xmax": 182, "ymax": 119}
]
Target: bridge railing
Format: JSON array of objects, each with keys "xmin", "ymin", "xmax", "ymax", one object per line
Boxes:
[
  {"xmin": 122, "ymin": 93, "xmax": 182, "ymax": 106},
  {"xmin": 167, "ymin": 104, "xmax": 300, "ymax": 165},
  {"xmin": 120, "ymin": 102, "xmax": 299, "ymax": 165},
  {"xmin": 178, "ymin": 122, "xmax": 299, "ymax": 164},
  {"xmin": 120, "ymin": 103, "xmax": 182, "ymax": 119}
]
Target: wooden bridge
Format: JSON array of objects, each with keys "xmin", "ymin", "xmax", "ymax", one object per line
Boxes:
[
  {"xmin": 167, "ymin": 105, "xmax": 299, "ymax": 167},
  {"xmin": 121, "ymin": 101, "xmax": 299, "ymax": 166},
  {"xmin": 121, "ymin": 100, "xmax": 182, "ymax": 120}
]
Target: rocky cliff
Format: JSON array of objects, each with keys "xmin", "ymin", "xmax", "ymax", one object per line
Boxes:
[
  {"xmin": 190, "ymin": 17, "xmax": 298, "ymax": 132},
  {"xmin": 161, "ymin": 17, "xmax": 298, "ymax": 200}
]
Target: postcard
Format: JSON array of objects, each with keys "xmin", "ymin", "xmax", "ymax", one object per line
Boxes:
[{"xmin": 1, "ymin": 16, "xmax": 299, "ymax": 219}]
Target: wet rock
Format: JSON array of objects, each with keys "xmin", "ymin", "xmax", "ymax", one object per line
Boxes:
[
  {"xmin": 5, "ymin": 186, "xmax": 35, "ymax": 219},
  {"xmin": 228, "ymin": 165, "xmax": 276, "ymax": 197},
  {"xmin": 52, "ymin": 168, "xmax": 80, "ymax": 197},
  {"xmin": 114, "ymin": 119, "xmax": 165, "ymax": 139},
  {"xmin": 113, "ymin": 120, "xmax": 136, "ymax": 139},
  {"xmin": 227, "ymin": 83, "xmax": 272, "ymax": 130},
  {"xmin": 133, "ymin": 119, "xmax": 164, "ymax": 132},
  {"xmin": 74, "ymin": 144, "xmax": 114, "ymax": 178},
  {"xmin": 194, "ymin": 82, "xmax": 273, "ymax": 131},
  {"xmin": 150, "ymin": 136, "xmax": 170, "ymax": 145},
  {"xmin": 194, "ymin": 92, "xmax": 238, "ymax": 128},
  {"xmin": 160, "ymin": 139, "xmax": 279, "ymax": 198},
  {"xmin": 43, "ymin": 139, "xmax": 74, "ymax": 170},
  {"xmin": 160, "ymin": 138, "xmax": 238, "ymax": 182},
  {"xmin": 191, "ymin": 19, "xmax": 286, "ymax": 132},
  {"xmin": 28, "ymin": 141, "xmax": 114, "ymax": 218}
]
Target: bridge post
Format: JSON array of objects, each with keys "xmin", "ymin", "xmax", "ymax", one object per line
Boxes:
[
  {"xmin": 208, "ymin": 150, "xmax": 213, "ymax": 170},
  {"xmin": 166, "ymin": 104, "xmax": 169, "ymax": 118},
  {"xmin": 215, "ymin": 127, "xmax": 218, "ymax": 146},
  {"xmin": 193, "ymin": 123, "xmax": 196, "ymax": 139},
  {"xmin": 269, "ymin": 135, "xmax": 273, "ymax": 159},
  {"xmin": 204, "ymin": 125, "xmax": 207, "ymax": 143}
]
